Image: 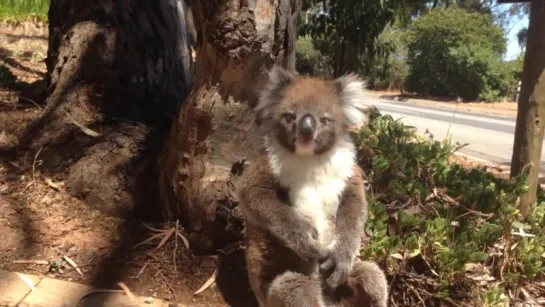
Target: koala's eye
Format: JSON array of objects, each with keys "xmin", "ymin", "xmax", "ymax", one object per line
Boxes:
[
  {"xmin": 282, "ymin": 113, "xmax": 296, "ymax": 123},
  {"xmin": 320, "ymin": 116, "xmax": 332, "ymax": 125}
]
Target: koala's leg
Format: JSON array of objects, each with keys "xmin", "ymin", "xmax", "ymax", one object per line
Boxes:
[
  {"xmin": 267, "ymin": 271, "xmax": 325, "ymax": 307},
  {"xmin": 338, "ymin": 261, "xmax": 388, "ymax": 307}
]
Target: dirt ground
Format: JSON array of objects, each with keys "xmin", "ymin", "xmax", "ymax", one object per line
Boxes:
[
  {"xmin": 0, "ymin": 20, "xmax": 261, "ymax": 307},
  {"xmin": 0, "ymin": 19, "xmax": 528, "ymax": 307}
]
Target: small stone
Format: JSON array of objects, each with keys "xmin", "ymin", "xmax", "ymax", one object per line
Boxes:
[{"xmin": 144, "ymin": 297, "xmax": 154, "ymax": 304}]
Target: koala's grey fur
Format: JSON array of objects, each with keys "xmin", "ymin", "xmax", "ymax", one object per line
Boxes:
[{"xmin": 237, "ymin": 65, "xmax": 388, "ymax": 307}]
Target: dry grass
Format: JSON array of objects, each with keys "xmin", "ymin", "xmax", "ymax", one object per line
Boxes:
[
  {"xmin": 0, "ymin": 19, "xmax": 49, "ymax": 70},
  {"xmin": 0, "ymin": 0, "xmax": 49, "ymax": 20}
]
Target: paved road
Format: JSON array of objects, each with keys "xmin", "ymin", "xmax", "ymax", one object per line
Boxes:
[{"xmin": 364, "ymin": 98, "xmax": 545, "ymax": 170}]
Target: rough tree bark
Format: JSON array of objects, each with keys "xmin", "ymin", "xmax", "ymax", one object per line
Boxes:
[
  {"xmin": 5, "ymin": 0, "xmax": 193, "ymax": 217},
  {"xmin": 510, "ymin": 0, "xmax": 545, "ymax": 219},
  {"xmin": 157, "ymin": 0, "xmax": 302, "ymax": 252}
]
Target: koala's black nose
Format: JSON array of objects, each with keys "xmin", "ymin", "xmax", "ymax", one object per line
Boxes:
[{"xmin": 298, "ymin": 114, "xmax": 316, "ymax": 140}]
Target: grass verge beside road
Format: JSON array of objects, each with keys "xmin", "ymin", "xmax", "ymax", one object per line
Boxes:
[{"xmin": 368, "ymin": 90, "xmax": 518, "ymax": 118}]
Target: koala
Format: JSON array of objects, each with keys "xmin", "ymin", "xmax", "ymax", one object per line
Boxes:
[{"xmin": 236, "ymin": 65, "xmax": 388, "ymax": 307}]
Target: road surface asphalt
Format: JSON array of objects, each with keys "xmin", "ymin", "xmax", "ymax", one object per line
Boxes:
[{"xmin": 364, "ymin": 98, "xmax": 545, "ymax": 172}]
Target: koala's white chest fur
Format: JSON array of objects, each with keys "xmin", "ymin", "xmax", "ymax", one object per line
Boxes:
[{"xmin": 266, "ymin": 138, "xmax": 356, "ymax": 246}]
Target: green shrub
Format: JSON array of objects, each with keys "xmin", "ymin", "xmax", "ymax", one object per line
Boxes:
[
  {"xmin": 295, "ymin": 36, "xmax": 333, "ymax": 77},
  {"xmin": 352, "ymin": 107, "xmax": 545, "ymax": 306},
  {"xmin": 405, "ymin": 7, "xmax": 513, "ymax": 101},
  {"xmin": 368, "ymin": 24, "xmax": 409, "ymax": 91}
]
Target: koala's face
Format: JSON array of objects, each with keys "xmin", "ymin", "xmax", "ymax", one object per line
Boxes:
[
  {"xmin": 255, "ymin": 66, "xmax": 368, "ymax": 156},
  {"xmin": 271, "ymin": 79, "xmax": 344, "ymax": 155}
]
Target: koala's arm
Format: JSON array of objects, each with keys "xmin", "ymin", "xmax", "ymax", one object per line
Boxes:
[
  {"xmin": 320, "ymin": 166, "xmax": 368, "ymax": 289},
  {"xmin": 238, "ymin": 158, "xmax": 323, "ymax": 262},
  {"xmin": 335, "ymin": 166, "xmax": 368, "ymax": 257}
]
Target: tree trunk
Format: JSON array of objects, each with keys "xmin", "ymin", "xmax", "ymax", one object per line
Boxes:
[
  {"xmin": 4, "ymin": 0, "xmax": 193, "ymax": 217},
  {"xmin": 510, "ymin": 0, "xmax": 545, "ymax": 219},
  {"xmin": 157, "ymin": 0, "xmax": 302, "ymax": 252}
]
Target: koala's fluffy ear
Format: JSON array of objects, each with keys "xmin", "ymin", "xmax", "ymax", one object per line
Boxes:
[
  {"xmin": 254, "ymin": 65, "xmax": 295, "ymax": 125},
  {"xmin": 334, "ymin": 73, "xmax": 368, "ymax": 127}
]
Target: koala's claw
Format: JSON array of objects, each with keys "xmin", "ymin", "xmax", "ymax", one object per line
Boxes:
[
  {"xmin": 325, "ymin": 264, "xmax": 350, "ymax": 291},
  {"xmin": 319, "ymin": 256, "xmax": 335, "ymax": 276},
  {"xmin": 319, "ymin": 249, "xmax": 352, "ymax": 291}
]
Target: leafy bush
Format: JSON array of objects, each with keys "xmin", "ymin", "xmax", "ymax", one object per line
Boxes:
[
  {"xmin": 352, "ymin": 108, "xmax": 545, "ymax": 306},
  {"xmin": 368, "ymin": 24, "xmax": 409, "ymax": 91},
  {"xmin": 295, "ymin": 36, "xmax": 333, "ymax": 77},
  {"xmin": 504, "ymin": 55, "xmax": 525, "ymax": 100},
  {"xmin": 405, "ymin": 7, "xmax": 514, "ymax": 101}
]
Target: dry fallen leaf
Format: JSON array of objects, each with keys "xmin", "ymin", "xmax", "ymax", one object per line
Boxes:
[
  {"xmin": 45, "ymin": 177, "xmax": 64, "ymax": 190},
  {"xmin": 390, "ymin": 253, "xmax": 404, "ymax": 260},
  {"xmin": 141, "ymin": 223, "xmax": 167, "ymax": 233},
  {"xmin": 15, "ymin": 272, "xmax": 36, "ymax": 291},
  {"xmin": 194, "ymin": 269, "xmax": 218, "ymax": 295},
  {"xmin": 65, "ymin": 111, "xmax": 101, "ymax": 137},
  {"xmin": 511, "ymin": 242, "xmax": 519, "ymax": 251},
  {"xmin": 176, "ymin": 232, "xmax": 190, "ymax": 249},
  {"xmin": 155, "ymin": 228, "xmax": 175, "ymax": 250},
  {"xmin": 63, "ymin": 255, "xmax": 83, "ymax": 277},
  {"xmin": 117, "ymin": 282, "xmax": 136, "ymax": 302},
  {"xmin": 133, "ymin": 233, "xmax": 165, "ymax": 249},
  {"xmin": 468, "ymin": 275, "xmax": 495, "ymax": 282},
  {"xmin": 137, "ymin": 223, "xmax": 190, "ymax": 250}
]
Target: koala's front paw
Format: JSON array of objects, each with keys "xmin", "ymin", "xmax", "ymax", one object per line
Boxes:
[
  {"xmin": 319, "ymin": 249, "xmax": 352, "ymax": 291},
  {"xmin": 297, "ymin": 233, "xmax": 325, "ymax": 262}
]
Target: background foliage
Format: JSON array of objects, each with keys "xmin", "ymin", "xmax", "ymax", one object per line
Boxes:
[
  {"xmin": 405, "ymin": 7, "xmax": 512, "ymax": 101},
  {"xmin": 353, "ymin": 108, "xmax": 545, "ymax": 305},
  {"xmin": 297, "ymin": 1, "xmax": 528, "ymax": 102}
]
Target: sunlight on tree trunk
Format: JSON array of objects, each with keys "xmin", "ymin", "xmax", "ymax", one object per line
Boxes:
[
  {"xmin": 157, "ymin": 0, "xmax": 302, "ymax": 252},
  {"xmin": 510, "ymin": 0, "xmax": 545, "ymax": 219}
]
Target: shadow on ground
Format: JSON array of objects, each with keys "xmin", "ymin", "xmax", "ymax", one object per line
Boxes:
[{"xmin": 216, "ymin": 248, "xmax": 259, "ymax": 307}]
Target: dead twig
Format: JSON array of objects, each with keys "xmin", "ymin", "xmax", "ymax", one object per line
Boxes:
[
  {"xmin": 19, "ymin": 96, "xmax": 42, "ymax": 110},
  {"xmin": 173, "ymin": 219, "xmax": 179, "ymax": 277},
  {"xmin": 134, "ymin": 259, "xmax": 150, "ymax": 279},
  {"xmin": 408, "ymin": 286, "xmax": 426, "ymax": 307},
  {"xmin": 194, "ymin": 269, "xmax": 218, "ymax": 295},
  {"xmin": 151, "ymin": 263, "xmax": 176, "ymax": 300},
  {"xmin": 32, "ymin": 146, "xmax": 43, "ymax": 185},
  {"xmin": 12, "ymin": 259, "xmax": 49, "ymax": 265}
]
